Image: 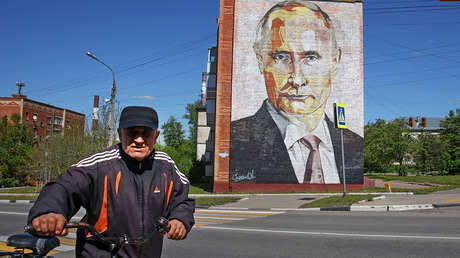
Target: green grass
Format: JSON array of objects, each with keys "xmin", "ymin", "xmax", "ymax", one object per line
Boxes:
[
  {"xmin": 189, "ymin": 184, "xmax": 210, "ymax": 194},
  {"xmin": 366, "ymin": 175, "xmax": 460, "ymax": 195},
  {"xmin": 0, "ymin": 195, "xmax": 37, "ymax": 200},
  {"xmin": 367, "ymin": 175, "xmax": 460, "ymax": 186},
  {"xmin": 0, "ymin": 186, "xmax": 39, "ymax": 193},
  {"xmin": 299, "ymin": 195, "xmax": 375, "ymax": 208},
  {"xmin": 194, "ymin": 197, "xmax": 241, "ymax": 207}
]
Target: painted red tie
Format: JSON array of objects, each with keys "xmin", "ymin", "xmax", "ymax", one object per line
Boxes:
[{"xmin": 300, "ymin": 135, "xmax": 325, "ymax": 184}]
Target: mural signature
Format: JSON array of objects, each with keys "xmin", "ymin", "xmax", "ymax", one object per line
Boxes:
[{"xmin": 231, "ymin": 169, "xmax": 256, "ymax": 182}]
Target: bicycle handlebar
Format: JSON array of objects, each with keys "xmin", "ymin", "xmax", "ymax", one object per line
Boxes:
[{"xmin": 24, "ymin": 217, "xmax": 170, "ymax": 246}]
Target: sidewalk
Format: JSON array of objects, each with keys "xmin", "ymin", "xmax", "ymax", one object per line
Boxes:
[{"xmin": 202, "ymin": 187, "xmax": 460, "ymax": 212}]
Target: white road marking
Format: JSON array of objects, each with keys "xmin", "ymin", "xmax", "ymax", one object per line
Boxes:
[
  {"xmin": 0, "ymin": 211, "xmax": 28, "ymax": 216},
  {"xmin": 199, "ymin": 226, "xmax": 460, "ymax": 241},
  {"xmin": 0, "ymin": 211, "xmax": 83, "ymax": 220},
  {"xmin": 195, "ymin": 216, "xmax": 245, "ymax": 221}
]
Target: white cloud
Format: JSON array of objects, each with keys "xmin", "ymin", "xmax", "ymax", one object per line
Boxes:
[{"xmin": 132, "ymin": 95, "xmax": 155, "ymax": 100}]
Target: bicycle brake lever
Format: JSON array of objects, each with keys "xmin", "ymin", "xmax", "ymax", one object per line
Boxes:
[
  {"xmin": 24, "ymin": 224, "xmax": 36, "ymax": 234},
  {"xmin": 156, "ymin": 217, "xmax": 170, "ymax": 234}
]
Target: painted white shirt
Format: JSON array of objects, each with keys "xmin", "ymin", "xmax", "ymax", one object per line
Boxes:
[{"xmin": 266, "ymin": 101, "xmax": 340, "ymax": 184}]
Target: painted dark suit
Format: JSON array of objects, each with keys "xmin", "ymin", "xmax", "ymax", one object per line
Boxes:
[{"xmin": 230, "ymin": 100, "xmax": 363, "ymax": 184}]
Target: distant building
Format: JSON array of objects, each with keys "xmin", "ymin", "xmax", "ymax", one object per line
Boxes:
[
  {"xmin": 196, "ymin": 47, "xmax": 217, "ymax": 177},
  {"xmin": 0, "ymin": 94, "xmax": 85, "ymax": 142},
  {"xmin": 405, "ymin": 116, "xmax": 444, "ymax": 137}
]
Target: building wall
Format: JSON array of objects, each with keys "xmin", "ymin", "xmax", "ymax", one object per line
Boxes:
[
  {"xmin": 0, "ymin": 98, "xmax": 21, "ymax": 121},
  {"xmin": 0, "ymin": 96, "xmax": 85, "ymax": 142},
  {"xmin": 214, "ymin": 0, "xmax": 364, "ymax": 193}
]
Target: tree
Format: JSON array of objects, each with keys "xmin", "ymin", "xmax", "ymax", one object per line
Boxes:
[
  {"xmin": 364, "ymin": 119, "xmax": 393, "ymax": 173},
  {"xmin": 440, "ymin": 109, "xmax": 460, "ymax": 175},
  {"xmin": 183, "ymin": 100, "xmax": 201, "ymax": 143},
  {"xmin": 155, "ymin": 141, "xmax": 194, "ymax": 179},
  {"xmin": 386, "ymin": 119, "xmax": 413, "ymax": 176},
  {"xmin": 31, "ymin": 105, "xmax": 112, "ymax": 186},
  {"xmin": 413, "ymin": 131, "xmax": 445, "ymax": 173},
  {"xmin": 161, "ymin": 116, "xmax": 185, "ymax": 148},
  {"xmin": 0, "ymin": 114, "xmax": 35, "ymax": 186},
  {"xmin": 364, "ymin": 118, "xmax": 413, "ymax": 175}
]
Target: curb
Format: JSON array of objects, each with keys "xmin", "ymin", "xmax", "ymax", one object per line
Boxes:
[
  {"xmin": 198, "ymin": 202, "xmax": 460, "ymax": 212},
  {"xmin": 0, "ymin": 200, "xmax": 35, "ymax": 204},
  {"xmin": 189, "ymin": 192, "xmax": 414, "ymax": 198},
  {"xmin": 433, "ymin": 202, "xmax": 460, "ymax": 208}
]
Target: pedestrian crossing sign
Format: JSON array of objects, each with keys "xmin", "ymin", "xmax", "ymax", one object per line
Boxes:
[{"xmin": 334, "ymin": 103, "xmax": 347, "ymax": 129}]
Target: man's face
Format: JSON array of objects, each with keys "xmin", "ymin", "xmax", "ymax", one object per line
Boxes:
[
  {"xmin": 258, "ymin": 6, "xmax": 339, "ymax": 115},
  {"xmin": 118, "ymin": 126, "xmax": 159, "ymax": 162}
]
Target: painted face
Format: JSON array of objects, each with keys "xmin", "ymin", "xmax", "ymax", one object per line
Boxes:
[
  {"xmin": 118, "ymin": 126, "xmax": 159, "ymax": 161},
  {"xmin": 259, "ymin": 6, "xmax": 338, "ymax": 115}
]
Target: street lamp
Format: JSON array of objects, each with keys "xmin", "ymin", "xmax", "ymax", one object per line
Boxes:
[{"xmin": 86, "ymin": 51, "xmax": 116, "ymax": 147}]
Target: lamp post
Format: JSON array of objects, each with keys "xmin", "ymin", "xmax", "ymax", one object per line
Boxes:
[{"xmin": 86, "ymin": 51, "xmax": 116, "ymax": 147}]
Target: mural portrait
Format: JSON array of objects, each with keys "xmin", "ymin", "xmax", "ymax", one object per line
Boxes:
[{"xmin": 230, "ymin": 0, "xmax": 364, "ymax": 184}]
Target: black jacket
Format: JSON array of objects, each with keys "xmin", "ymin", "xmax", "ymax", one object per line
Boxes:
[
  {"xmin": 28, "ymin": 144, "xmax": 195, "ymax": 258},
  {"xmin": 230, "ymin": 100, "xmax": 364, "ymax": 184}
]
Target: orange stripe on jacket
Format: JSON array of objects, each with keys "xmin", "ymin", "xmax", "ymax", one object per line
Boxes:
[
  {"xmin": 163, "ymin": 173, "xmax": 167, "ymax": 197},
  {"xmin": 166, "ymin": 180, "xmax": 173, "ymax": 208},
  {"xmin": 93, "ymin": 175, "xmax": 108, "ymax": 233},
  {"xmin": 115, "ymin": 171, "xmax": 122, "ymax": 195}
]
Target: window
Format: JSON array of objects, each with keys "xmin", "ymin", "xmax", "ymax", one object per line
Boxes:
[
  {"xmin": 66, "ymin": 120, "xmax": 71, "ymax": 129},
  {"xmin": 47, "ymin": 116, "xmax": 52, "ymax": 125},
  {"xmin": 53, "ymin": 116, "xmax": 62, "ymax": 126},
  {"xmin": 32, "ymin": 113, "xmax": 38, "ymax": 121},
  {"xmin": 40, "ymin": 121, "xmax": 44, "ymax": 127},
  {"xmin": 46, "ymin": 130, "xmax": 51, "ymax": 137},
  {"xmin": 25, "ymin": 112, "xmax": 29, "ymax": 121}
]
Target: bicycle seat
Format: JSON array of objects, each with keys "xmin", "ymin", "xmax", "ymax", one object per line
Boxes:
[{"xmin": 7, "ymin": 233, "xmax": 60, "ymax": 256}]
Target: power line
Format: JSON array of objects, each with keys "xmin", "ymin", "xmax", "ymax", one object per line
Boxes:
[
  {"xmin": 366, "ymin": 7, "xmax": 460, "ymax": 14},
  {"xmin": 366, "ymin": 74, "xmax": 460, "ymax": 89},
  {"xmin": 25, "ymin": 34, "xmax": 216, "ymax": 96},
  {"xmin": 366, "ymin": 34, "xmax": 460, "ymax": 65},
  {"xmin": 365, "ymin": 43, "xmax": 460, "ymax": 59},
  {"xmin": 364, "ymin": 0, "xmax": 436, "ymax": 5},
  {"xmin": 365, "ymin": 4, "xmax": 460, "ymax": 11},
  {"xmin": 364, "ymin": 21, "xmax": 460, "ymax": 27},
  {"xmin": 365, "ymin": 64, "xmax": 460, "ymax": 79},
  {"xmin": 365, "ymin": 91, "xmax": 404, "ymax": 118},
  {"xmin": 365, "ymin": 48, "xmax": 460, "ymax": 65}
]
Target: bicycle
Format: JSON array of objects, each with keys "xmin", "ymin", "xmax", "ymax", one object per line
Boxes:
[{"xmin": 1, "ymin": 217, "xmax": 169, "ymax": 258}]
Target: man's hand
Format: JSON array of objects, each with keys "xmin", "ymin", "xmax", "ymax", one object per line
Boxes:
[
  {"xmin": 167, "ymin": 219, "xmax": 186, "ymax": 240},
  {"xmin": 31, "ymin": 213, "xmax": 68, "ymax": 236}
]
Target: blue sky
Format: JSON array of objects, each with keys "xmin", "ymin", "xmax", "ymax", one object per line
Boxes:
[{"xmin": 1, "ymin": 0, "xmax": 459, "ymax": 136}]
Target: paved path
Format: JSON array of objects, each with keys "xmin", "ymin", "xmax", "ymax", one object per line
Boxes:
[{"xmin": 209, "ymin": 187, "xmax": 460, "ymax": 211}]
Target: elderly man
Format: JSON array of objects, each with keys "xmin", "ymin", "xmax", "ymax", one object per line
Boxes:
[
  {"xmin": 28, "ymin": 106, "xmax": 195, "ymax": 257},
  {"xmin": 231, "ymin": 0, "xmax": 363, "ymax": 184}
]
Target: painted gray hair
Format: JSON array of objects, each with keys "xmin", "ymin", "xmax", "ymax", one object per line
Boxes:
[{"xmin": 253, "ymin": 0, "xmax": 338, "ymax": 57}]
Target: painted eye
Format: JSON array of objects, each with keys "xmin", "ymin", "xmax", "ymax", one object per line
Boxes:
[
  {"xmin": 303, "ymin": 54, "xmax": 319, "ymax": 65},
  {"xmin": 301, "ymin": 51, "xmax": 322, "ymax": 65},
  {"xmin": 271, "ymin": 53, "xmax": 292, "ymax": 64}
]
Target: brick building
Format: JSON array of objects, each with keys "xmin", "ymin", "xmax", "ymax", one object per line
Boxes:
[
  {"xmin": 207, "ymin": 0, "xmax": 364, "ymax": 193},
  {"xmin": 0, "ymin": 94, "xmax": 85, "ymax": 142}
]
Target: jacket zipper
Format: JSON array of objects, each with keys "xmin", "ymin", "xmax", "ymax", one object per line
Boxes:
[
  {"xmin": 138, "ymin": 161, "xmax": 145, "ymax": 257},
  {"xmin": 140, "ymin": 162, "xmax": 144, "ymax": 235}
]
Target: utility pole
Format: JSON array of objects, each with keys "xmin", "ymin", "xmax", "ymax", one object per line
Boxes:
[
  {"xmin": 92, "ymin": 95, "xmax": 100, "ymax": 132},
  {"xmin": 86, "ymin": 52, "xmax": 116, "ymax": 147},
  {"xmin": 16, "ymin": 81, "xmax": 26, "ymax": 96}
]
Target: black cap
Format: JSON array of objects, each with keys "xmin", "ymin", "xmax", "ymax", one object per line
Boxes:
[{"xmin": 119, "ymin": 106, "xmax": 158, "ymax": 130}]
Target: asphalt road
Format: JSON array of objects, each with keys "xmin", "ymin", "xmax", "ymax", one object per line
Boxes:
[
  {"xmin": 163, "ymin": 208, "xmax": 460, "ymax": 258},
  {"xmin": 1, "ymin": 204, "xmax": 459, "ymax": 257}
]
